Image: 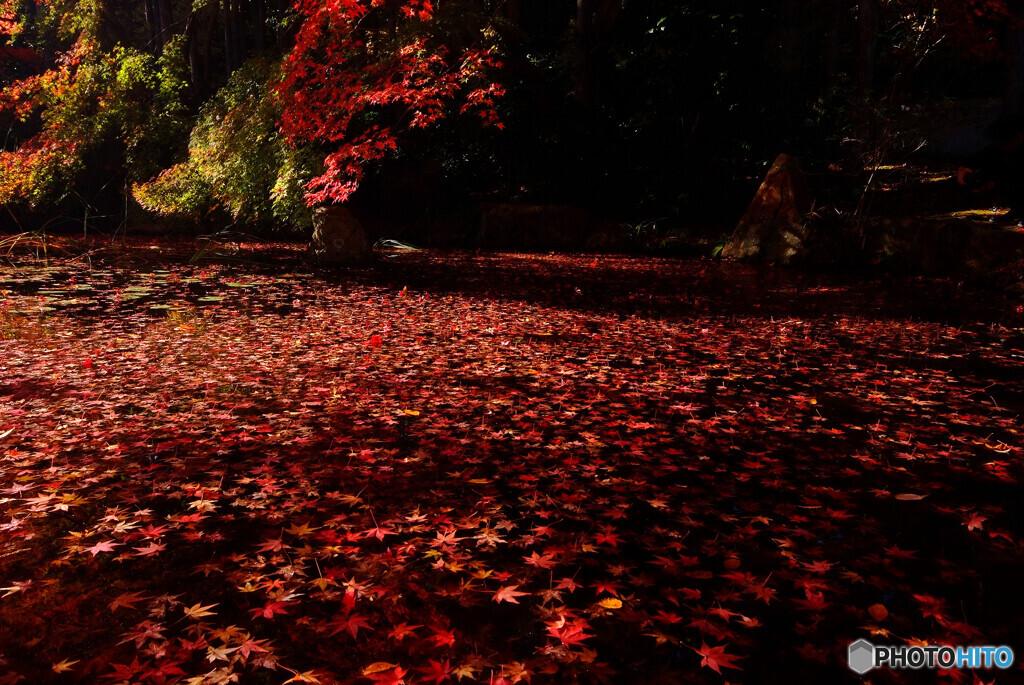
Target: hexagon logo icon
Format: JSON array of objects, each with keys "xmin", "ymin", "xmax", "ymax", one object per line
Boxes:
[{"xmin": 848, "ymin": 639, "xmax": 875, "ymax": 674}]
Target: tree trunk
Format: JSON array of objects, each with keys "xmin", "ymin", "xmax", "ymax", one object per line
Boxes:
[
  {"xmin": 234, "ymin": 0, "xmax": 247, "ymax": 67},
  {"xmin": 222, "ymin": 0, "xmax": 246, "ymax": 74},
  {"xmin": 144, "ymin": 0, "xmax": 158, "ymax": 49},
  {"xmin": 853, "ymin": 0, "xmax": 880, "ymax": 156},
  {"xmin": 1006, "ymin": 1, "xmax": 1024, "ymax": 114},
  {"xmin": 155, "ymin": 0, "xmax": 173, "ymax": 52},
  {"xmin": 573, "ymin": 0, "xmax": 619, "ymax": 109},
  {"xmin": 575, "ymin": 0, "xmax": 594, "ymax": 107},
  {"xmin": 251, "ymin": 0, "xmax": 265, "ymax": 53},
  {"xmin": 144, "ymin": 0, "xmax": 174, "ymax": 53},
  {"xmin": 773, "ymin": 0, "xmax": 805, "ymax": 123},
  {"xmin": 222, "ymin": 0, "xmax": 235, "ymax": 74},
  {"xmin": 505, "ymin": 0, "xmax": 522, "ymax": 24},
  {"xmin": 203, "ymin": 6, "xmax": 215, "ymax": 84},
  {"xmin": 822, "ymin": 0, "xmax": 842, "ymax": 90}
]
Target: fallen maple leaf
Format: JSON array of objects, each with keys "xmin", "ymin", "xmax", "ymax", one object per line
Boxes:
[
  {"xmin": 85, "ymin": 540, "xmax": 121, "ymax": 556},
  {"xmin": 132, "ymin": 541, "xmax": 166, "ymax": 557},
  {"xmin": 365, "ymin": 665, "xmax": 408, "ymax": 684},
  {"xmin": 452, "ymin": 663, "xmax": 478, "ymax": 681},
  {"xmin": 653, "ymin": 610, "xmax": 683, "ymax": 624},
  {"xmin": 416, "ymin": 659, "xmax": 451, "ymax": 685},
  {"xmin": 183, "ymin": 602, "xmax": 218, "ymax": 620},
  {"xmin": 523, "ymin": 551, "xmax": 556, "ymax": 569},
  {"xmin": 238, "ymin": 637, "xmax": 270, "ymax": 659},
  {"xmin": 256, "ymin": 537, "xmax": 285, "ymax": 552},
  {"xmin": 363, "ymin": 662, "xmax": 399, "ymax": 676},
  {"xmin": 0, "ymin": 580, "xmax": 32, "ymax": 598},
  {"xmin": 554, "ymin": 577, "xmax": 580, "ymax": 592},
  {"xmin": 545, "ymin": 614, "xmax": 593, "ymax": 647},
  {"xmin": 327, "ymin": 612, "xmax": 373, "ymax": 638},
  {"xmin": 251, "ymin": 601, "xmax": 291, "ymax": 620},
  {"xmin": 429, "ymin": 626, "xmax": 456, "ymax": 647},
  {"xmin": 964, "ymin": 513, "xmax": 987, "ymax": 531},
  {"xmin": 109, "ymin": 591, "xmax": 149, "ymax": 612},
  {"xmin": 492, "ymin": 585, "xmax": 530, "ymax": 604},
  {"xmin": 387, "ymin": 622, "xmax": 421, "ymax": 642},
  {"xmin": 51, "ymin": 659, "xmax": 78, "ymax": 673},
  {"xmin": 695, "ymin": 642, "xmax": 744, "ymax": 673}
]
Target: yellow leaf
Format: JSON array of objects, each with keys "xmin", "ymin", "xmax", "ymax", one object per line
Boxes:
[
  {"xmin": 404, "ymin": 409, "xmax": 420, "ymax": 416},
  {"xmin": 310, "ymin": 577, "xmax": 335, "ymax": 591},
  {"xmin": 286, "ymin": 521, "xmax": 319, "ymax": 537},
  {"xmin": 363, "ymin": 662, "xmax": 398, "ymax": 675},
  {"xmin": 597, "ymin": 597, "xmax": 622, "ymax": 609},
  {"xmin": 183, "ymin": 602, "xmax": 219, "ymax": 620},
  {"xmin": 51, "ymin": 659, "xmax": 78, "ymax": 673}
]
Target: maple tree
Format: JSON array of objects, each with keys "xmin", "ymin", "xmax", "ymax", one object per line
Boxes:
[
  {"xmin": 276, "ymin": 0, "xmax": 504, "ymax": 205},
  {"xmin": 4, "ymin": 0, "xmax": 1020, "ymax": 232},
  {"xmin": 1, "ymin": 0, "xmax": 503, "ymax": 228}
]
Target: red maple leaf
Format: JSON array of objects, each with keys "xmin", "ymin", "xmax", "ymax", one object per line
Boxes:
[
  {"xmin": 429, "ymin": 626, "xmax": 456, "ymax": 647},
  {"xmin": 554, "ymin": 577, "xmax": 581, "ymax": 592},
  {"xmin": 523, "ymin": 551, "xmax": 556, "ymax": 569},
  {"xmin": 416, "ymin": 659, "xmax": 451, "ymax": 684},
  {"xmin": 109, "ymin": 591, "xmax": 149, "ymax": 612},
  {"xmin": 251, "ymin": 601, "xmax": 291, "ymax": 620},
  {"xmin": 591, "ymin": 580, "xmax": 621, "ymax": 597},
  {"xmin": 132, "ymin": 542, "xmax": 166, "ymax": 557},
  {"xmin": 545, "ymin": 614, "xmax": 593, "ymax": 647},
  {"xmin": 238, "ymin": 638, "xmax": 270, "ymax": 659},
  {"xmin": 695, "ymin": 642, "xmax": 744, "ymax": 673},
  {"xmin": 964, "ymin": 513, "xmax": 987, "ymax": 531},
  {"xmin": 387, "ymin": 622, "xmax": 421, "ymax": 642},
  {"xmin": 327, "ymin": 612, "xmax": 373, "ymax": 638}
]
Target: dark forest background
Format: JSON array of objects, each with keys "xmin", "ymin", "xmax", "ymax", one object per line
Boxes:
[{"xmin": 1, "ymin": 0, "xmax": 1021, "ymax": 241}]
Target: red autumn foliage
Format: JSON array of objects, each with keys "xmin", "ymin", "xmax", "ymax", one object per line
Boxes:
[
  {"xmin": 0, "ymin": 242, "xmax": 1022, "ymax": 683},
  {"xmin": 277, "ymin": 0, "xmax": 503, "ymax": 205}
]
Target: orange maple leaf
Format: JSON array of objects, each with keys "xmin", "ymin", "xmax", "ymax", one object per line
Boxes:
[
  {"xmin": 109, "ymin": 591, "xmax": 149, "ymax": 612},
  {"xmin": 182, "ymin": 602, "xmax": 218, "ymax": 620},
  {"xmin": 492, "ymin": 585, "xmax": 529, "ymax": 604}
]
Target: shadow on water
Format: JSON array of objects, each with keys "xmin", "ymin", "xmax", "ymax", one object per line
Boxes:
[{"xmin": 2, "ymin": 246, "xmax": 1020, "ymax": 328}]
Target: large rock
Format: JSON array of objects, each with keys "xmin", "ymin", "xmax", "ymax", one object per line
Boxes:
[
  {"xmin": 722, "ymin": 153, "xmax": 813, "ymax": 264},
  {"xmin": 307, "ymin": 206, "xmax": 372, "ymax": 265},
  {"xmin": 478, "ymin": 204, "xmax": 589, "ymax": 250}
]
